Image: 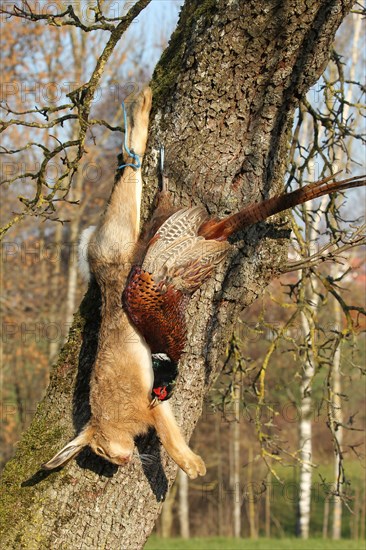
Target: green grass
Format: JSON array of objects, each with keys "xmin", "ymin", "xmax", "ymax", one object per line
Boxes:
[{"xmin": 145, "ymin": 537, "xmax": 365, "ymax": 550}]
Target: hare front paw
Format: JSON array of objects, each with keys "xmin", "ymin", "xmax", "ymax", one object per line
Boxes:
[{"xmin": 181, "ymin": 452, "xmax": 206, "ymax": 479}]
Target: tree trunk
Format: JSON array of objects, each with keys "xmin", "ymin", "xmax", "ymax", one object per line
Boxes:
[
  {"xmin": 178, "ymin": 470, "xmax": 190, "ymax": 539},
  {"xmin": 265, "ymin": 468, "xmax": 271, "ymax": 538},
  {"xmin": 296, "ymin": 193, "xmax": 329, "ymax": 539},
  {"xmin": 247, "ymin": 446, "xmax": 257, "ymax": 539},
  {"xmin": 64, "ymin": 171, "xmax": 84, "ymax": 333},
  {"xmin": 48, "ymin": 222, "xmax": 63, "ymax": 363},
  {"xmin": 352, "ymin": 486, "xmax": 360, "ymax": 540},
  {"xmin": 322, "ymin": 495, "xmax": 330, "ymax": 539},
  {"xmin": 360, "ymin": 485, "xmax": 366, "ymax": 541},
  {"xmin": 216, "ymin": 417, "xmax": 223, "ymax": 536},
  {"xmin": 160, "ymin": 484, "xmax": 177, "ymax": 539},
  {"xmin": 331, "ymin": 297, "xmax": 343, "ymax": 540},
  {"xmin": 232, "ymin": 377, "xmax": 241, "ymax": 538},
  {"xmin": 0, "ymin": 1, "xmax": 353, "ymax": 548},
  {"xmin": 329, "ymin": 11, "xmax": 362, "ymax": 533},
  {"xmin": 297, "ymin": 308, "xmax": 316, "ymax": 539}
]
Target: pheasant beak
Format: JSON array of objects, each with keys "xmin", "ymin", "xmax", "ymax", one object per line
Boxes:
[{"xmin": 149, "ymin": 397, "xmax": 160, "ymax": 409}]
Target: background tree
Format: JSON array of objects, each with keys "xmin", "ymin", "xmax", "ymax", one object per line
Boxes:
[{"xmin": 0, "ymin": 1, "xmax": 364, "ymax": 548}]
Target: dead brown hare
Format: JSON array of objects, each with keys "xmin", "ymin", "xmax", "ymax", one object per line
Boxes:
[{"xmin": 42, "ymin": 87, "xmax": 206, "ymax": 479}]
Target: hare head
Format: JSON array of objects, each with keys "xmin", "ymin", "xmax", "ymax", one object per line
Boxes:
[
  {"xmin": 42, "ymin": 423, "xmax": 135, "ymax": 470},
  {"xmin": 88, "ymin": 424, "xmax": 134, "ymax": 466}
]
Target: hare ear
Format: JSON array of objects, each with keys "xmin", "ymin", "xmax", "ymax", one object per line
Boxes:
[{"xmin": 41, "ymin": 427, "xmax": 92, "ymax": 470}]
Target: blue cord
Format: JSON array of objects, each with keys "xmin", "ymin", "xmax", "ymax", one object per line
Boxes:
[{"xmin": 118, "ymin": 101, "xmax": 141, "ymax": 170}]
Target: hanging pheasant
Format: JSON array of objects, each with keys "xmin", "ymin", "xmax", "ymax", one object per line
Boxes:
[{"xmin": 123, "ymin": 171, "xmax": 365, "ymax": 405}]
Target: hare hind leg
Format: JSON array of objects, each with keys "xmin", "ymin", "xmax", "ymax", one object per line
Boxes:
[
  {"xmin": 89, "ymin": 87, "xmax": 153, "ymax": 267},
  {"xmin": 124, "ymin": 87, "xmax": 153, "ymax": 161}
]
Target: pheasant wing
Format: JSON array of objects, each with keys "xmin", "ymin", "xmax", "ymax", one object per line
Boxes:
[
  {"xmin": 166, "ymin": 239, "xmax": 231, "ymax": 292},
  {"xmin": 142, "ymin": 206, "xmax": 208, "ymax": 274}
]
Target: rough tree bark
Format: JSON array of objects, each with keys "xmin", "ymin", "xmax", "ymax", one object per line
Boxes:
[{"xmin": 0, "ymin": 1, "xmax": 354, "ymax": 548}]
